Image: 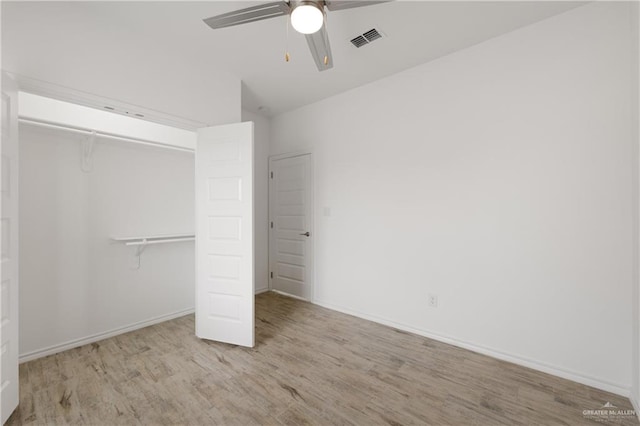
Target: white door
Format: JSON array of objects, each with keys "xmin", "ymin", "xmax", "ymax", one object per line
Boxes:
[
  {"xmin": 195, "ymin": 122, "xmax": 254, "ymax": 348},
  {"xmin": 269, "ymin": 154, "xmax": 313, "ymax": 301},
  {"xmin": 1, "ymin": 73, "xmax": 19, "ymax": 423}
]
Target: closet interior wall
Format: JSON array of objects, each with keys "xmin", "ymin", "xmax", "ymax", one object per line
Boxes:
[{"xmin": 19, "ymin": 123, "xmax": 196, "ymax": 360}]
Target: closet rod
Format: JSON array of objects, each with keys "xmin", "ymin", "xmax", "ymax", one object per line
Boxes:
[
  {"xmin": 18, "ymin": 116, "xmax": 195, "ymax": 153},
  {"xmin": 125, "ymin": 237, "xmax": 195, "ymax": 246}
]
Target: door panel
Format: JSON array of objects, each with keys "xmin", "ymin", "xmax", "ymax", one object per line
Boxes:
[
  {"xmin": 1, "ymin": 73, "xmax": 19, "ymax": 424},
  {"xmin": 269, "ymin": 154, "xmax": 313, "ymax": 300},
  {"xmin": 195, "ymin": 122, "xmax": 254, "ymax": 348}
]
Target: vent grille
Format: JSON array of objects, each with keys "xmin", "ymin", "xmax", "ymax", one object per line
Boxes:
[
  {"xmin": 350, "ymin": 35, "xmax": 368, "ymax": 48},
  {"xmin": 363, "ymin": 28, "xmax": 382, "ymax": 42},
  {"xmin": 350, "ymin": 28, "xmax": 383, "ymax": 48}
]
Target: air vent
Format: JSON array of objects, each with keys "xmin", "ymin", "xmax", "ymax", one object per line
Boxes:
[
  {"xmin": 363, "ymin": 28, "xmax": 382, "ymax": 42},
  {"xmin": 350, "ymin": 28, "xmax": 383, "ymax": 48},
  {"xmin": 350, "ymin": 35, "xmax": 368, "ymax": 48}
]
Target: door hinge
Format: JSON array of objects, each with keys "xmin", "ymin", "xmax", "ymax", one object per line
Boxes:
[
  {"xmin": 270, "ymin": 221, "xmax": 273, "ymax": 229},
  {"xmin": 270, "ymin": 272, "xmax": 273, "ymax": 279},
  {"xmin": 270, "ymin": 171, "xmax": 273, "ymax": 179}
]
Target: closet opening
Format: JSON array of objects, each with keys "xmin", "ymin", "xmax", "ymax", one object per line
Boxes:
[{"xmin": 18, "ymin": 92, "xmax": 199, "ymax": 362}]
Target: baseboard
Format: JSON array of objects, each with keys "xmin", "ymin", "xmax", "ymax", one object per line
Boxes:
[
  {"xmin": 271, "ymin": 289, "xmax": 309, "ymax": 302},
  {"xmin": 18, "ymin": 294, "xmax": 632, "ymax": 400},
  {"xmin": 313, "ymin": 299, "xmax": 630, "ymax": 398},
  {"xmin": 21, "ymin": 290, "xmax": 279, "ymax": 362},
  {"xmin": 19, "ymin": 307, "xmax": 195, "ymax": 363},
  {"xmin": 631, "ymin": 394, "xmax": 640, "ymax": 421}
]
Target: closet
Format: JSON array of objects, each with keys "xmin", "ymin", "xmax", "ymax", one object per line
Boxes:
[
  {"xmin": 2, "ymin": 73, "xmax": 257, "ymax": 423},
  {"xmin": 18, "ymin": 93, "xmax": 198, "ymax": 360}
]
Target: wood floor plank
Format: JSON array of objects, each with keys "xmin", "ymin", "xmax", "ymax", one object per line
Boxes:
[{"xmin": 6, "ymin": 292, "xmax": 639, "ymax": 425}]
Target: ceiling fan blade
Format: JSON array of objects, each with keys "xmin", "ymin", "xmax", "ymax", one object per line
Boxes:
[
  {"xmin": 324, "ymin": 0, "xmax": 391, "ymax": 12},
  {"xmin": 203, "ymin": 1, "xmax": 290, "ymax": 30},
  {"xmin": 305, "ymin": 24, "xmax": 333, "ymax": 72}
]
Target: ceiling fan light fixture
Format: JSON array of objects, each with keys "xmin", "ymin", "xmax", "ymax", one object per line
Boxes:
[{"xmin": 291, "ymin": 3, "xmax": 324, "ymax": 34}]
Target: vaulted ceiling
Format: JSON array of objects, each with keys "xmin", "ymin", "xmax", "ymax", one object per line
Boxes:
[{"xmin": 3, "ymin": 1, "xmax": 582, "ymax": 117}]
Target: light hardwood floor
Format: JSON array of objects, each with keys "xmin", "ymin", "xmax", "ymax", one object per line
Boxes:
[{"xmin": 7, "ymin": 292, "xmax": 639, "ymax": 425}]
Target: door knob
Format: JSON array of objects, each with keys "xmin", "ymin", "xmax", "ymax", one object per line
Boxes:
[{"xmin": 299, "ymin": 232, "xmax": 310, "ymax": 237}]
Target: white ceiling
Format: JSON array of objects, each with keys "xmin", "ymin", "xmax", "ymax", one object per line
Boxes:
[{"xmin": 3, "ymin": 1, "xmax": 583, "ymax": 117}]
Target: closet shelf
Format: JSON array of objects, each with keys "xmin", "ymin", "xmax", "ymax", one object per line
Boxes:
[
  {"xmin": 112, "ymin": 233, "xmax": 195, "ymax": 243},
  {"xmin": 125, "ymin": 237, "xmax": 194, "ymax": 246},
  {"xmin": 112, "ymin": 234, "xmax": 195, "ymax": 269}
]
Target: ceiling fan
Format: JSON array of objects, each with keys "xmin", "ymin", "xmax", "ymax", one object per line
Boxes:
[{"xmin": 203, "ymin": 1, "xmax": 389, "ymax": 71}]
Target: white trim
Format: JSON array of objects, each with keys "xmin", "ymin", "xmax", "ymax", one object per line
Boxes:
[
  {"xmin": 268, "ymin": 161, "xmax": 272, "ymax": 293},
  {"xmin": 269, "ymin": 150, "xmax": 312, "ymax": 162},
  {"xmin": 19, "ymin": 308, "xmax": 195, "ymax": 363},
  {"xmin": 9, "ymin": 72, "xmax": 206, "ymax": 131},
  {"xmin": 313, "ymin": 298, "xmax": 631, "ymax": 398},
  {"xmin": 255, "ymin": 287, "xmax": 270, "ymax": 295},
  {"xmin": 631, "ymin": 396, "xmax": 640, "ymax": 422},
  {"xmin": 268, "ymin": 152, "xmax": 315, "ymax": 301},
  {"xmin": 18, "ymin": 92, "xmax": 196, "ymax": 151},
  {"xmin": 309, "ymin": 154, "xmax": 316, "ymax": 303},
  {"xmin": 268, "ymin": 158, "xmax": 273, "ymax": 293},
  {"xmin": 271, "ymin": 289, "xmax": 310, "ymax": 302}
]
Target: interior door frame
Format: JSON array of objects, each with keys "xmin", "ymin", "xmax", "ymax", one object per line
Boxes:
[
  {"xmin": 1, "ymin": 71, "xmax": 20, "ymax": 424},
  {"xmin": 268, "ymin": 151, "xmax": 315, "ymax": 302}
]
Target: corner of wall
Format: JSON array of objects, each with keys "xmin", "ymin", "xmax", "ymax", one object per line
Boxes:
[
  {"xmin": 631, "ymin": 0, "xmax": 640, "ymax": 414},
  {"xmin": 241, "ymin": 108, "xmax": 272, "ymax": 295}
]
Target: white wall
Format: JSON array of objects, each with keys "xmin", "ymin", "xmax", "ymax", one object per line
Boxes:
[
  {"xmin": 243, "ymin": 109, "xmax": 270, "ymax": 293},
  {"xmin": 270, "ymin": 2, "xmax": 634, "ymax": 395},
  {"xmin": 19, "ymin": 125, "xmax": 195, "ymax": 360},
  {"xmin": 633, "ymin": 0, "xmax": 640, "ymax": 413}
]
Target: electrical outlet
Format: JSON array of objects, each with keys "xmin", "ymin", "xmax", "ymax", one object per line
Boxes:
[{"xmin": 428, "ymin": 294, "xmax": 438, "ymax": 308}]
